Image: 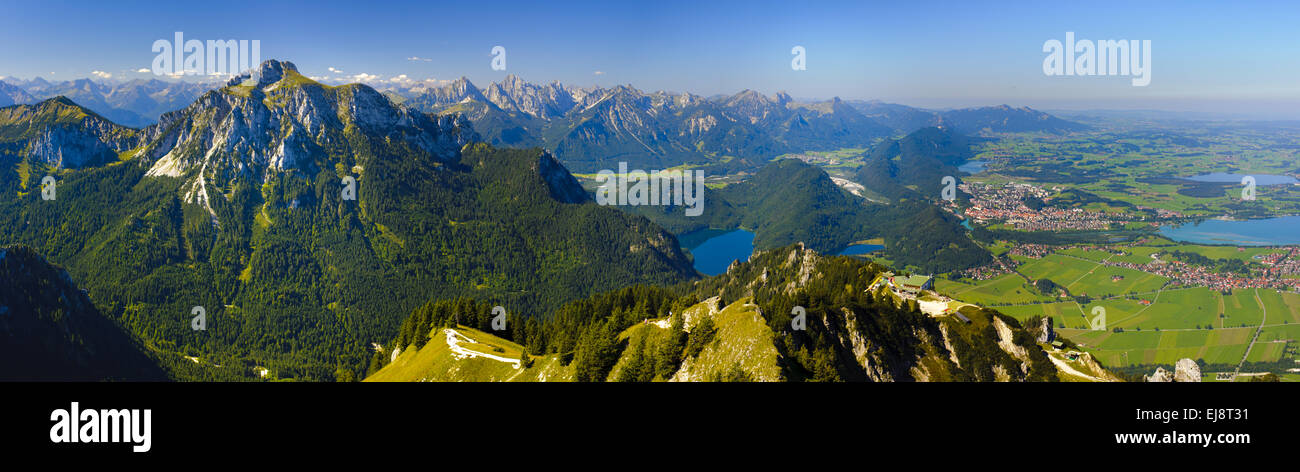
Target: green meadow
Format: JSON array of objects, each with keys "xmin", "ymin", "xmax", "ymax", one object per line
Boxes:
[
  {"xmin": 996, "ymin": 287, "xmax": 1296, "ymax": 368},
  {"xmin": 1016, "ymin": 254, "xmax": 1169, "ymax": 297},
  {"xmin": 935, "ymin": 273, "xmax": 1056, "ymax": 305}
]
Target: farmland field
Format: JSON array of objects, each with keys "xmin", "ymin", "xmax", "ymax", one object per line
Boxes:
[
  {"xmin": 935, "ymin": 273, "xmax": 1054, "ymax": 305},
  {"xmin": 1059, "ymin": 328, "xmax": 1257, "ymax": 367},
  {"xmin": 1016, "ymin": 254, "xmax": 1168, "ymax": 297}
]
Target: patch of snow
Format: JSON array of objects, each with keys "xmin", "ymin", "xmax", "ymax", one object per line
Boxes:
[{"xmin": 444, "ymin": 328, "xmax": 521, "ymax": 369}]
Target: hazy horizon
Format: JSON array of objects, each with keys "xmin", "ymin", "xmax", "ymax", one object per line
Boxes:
[{"xmin": 4, "ymin": 0, "xmax": 1299, "ymax": 119}]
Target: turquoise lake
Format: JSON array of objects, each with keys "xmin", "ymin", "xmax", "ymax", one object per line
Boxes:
[
  {"xmin": 682, "ymin": 229, "xmax": 756, "ymax": 276},
  {"xmin": 683, "ymin": 229, "xmax": 882, "ymax": 276}
]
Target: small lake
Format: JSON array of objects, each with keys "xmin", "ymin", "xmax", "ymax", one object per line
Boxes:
[
  {"xmin": 682, "ymin": 229, "xmax": 885, "ymax": 275},
  {"xmin": 682, "ymin": 229, "xmax": 755, "ymax": 276},
  {"xmin": 1158, "ymin": 216, "xmax": 1300, "ymax": 246},
  {"xmin": 958, "ymin": 160, "xmax": 988, "ymax": 174},
  {"xmin": 1185, "ymin": 173, "xmax": 1298, "ymax": 185},
  {"xmin": 837, "ymin": 244, "xmax": 884, "ymax": 256}
]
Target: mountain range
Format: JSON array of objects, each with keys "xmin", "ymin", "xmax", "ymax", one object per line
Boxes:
[
  {"xmin": 388, "ymin": 75, "xmax": 1085, "ymax": 173},
  {"xmin": 2, "ymin": 71, "xmax": 1085, "ymax": 174},
  {"xmin": 1, "ymin": 76, "xmax": 217, "ymax": 127},
  {"xmin": 0, "ymin": 60, "xmax": 697, "ymax": 380},
  {"xmin": 0, "ymin": 59, "xmax": 1087, "ymax": 381}
]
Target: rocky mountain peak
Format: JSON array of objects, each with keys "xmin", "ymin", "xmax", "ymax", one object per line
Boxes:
[
  {"xmin": 0, "ymin": 97, "xmax": 139, "ymax": 169},
  {"xmin": 501, "ymin": 74, "xmax": 524, "ymax": 91},
  {"xmin": 139, "ymin": 59, "xmax": 477, "ymax": 227},
  {"xmin": 226, "ymin": 59, "xmax": 298, "ymax": 89}
]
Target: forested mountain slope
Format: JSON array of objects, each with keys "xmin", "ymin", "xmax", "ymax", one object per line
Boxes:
[
  {"xmin": 368, "ymin": 244, "xmax": 1074, "ymax": 382},
  {"xmin": 0, "ymin": 60, "xmax": 697, "ymax": 380},
  {"xmin": 0, "ymin": 245, "xmax": 166, "ymax": 381}
]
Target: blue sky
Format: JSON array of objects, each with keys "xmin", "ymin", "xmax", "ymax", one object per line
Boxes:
[{"xmin": 3, "ymin": 0, "xmax": 1298, "ymax": 116}]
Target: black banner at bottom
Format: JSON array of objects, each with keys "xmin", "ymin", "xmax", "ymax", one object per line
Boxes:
[{"xmin": 0, "ymin": 382, "xmax": 1287, "ymax": 462}]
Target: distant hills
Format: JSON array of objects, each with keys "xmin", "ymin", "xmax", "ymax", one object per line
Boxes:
[
  {"xmin": 849, "ymin": 101, "xmax": 1090, "ymax": 135},
  {"xmin": 1, "ymin": 76, "xmax": 216, "ymax": 127},
  {"xmin": 936, "ymin": 104, "xmax": 1090, "ymax": 134},
  {"xmin": 0, "ymin": 81, "xmax": 37, "ymax": 107},
  {"xmin": 853, "ymin": 126, "xmax": 973, "ymax": 199},
  {"xmin": 852, "ymin": 100, "xmax": 1086, "ymax": 135}
]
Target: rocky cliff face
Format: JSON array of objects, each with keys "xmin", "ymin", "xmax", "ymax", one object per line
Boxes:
[
  {"xmin": 135, "ymin": 60, "xmax": 476, "ymax": 221},
  {"xmin": 0, "ymin": 97, "xmax": 140, "ymax": 169},
  {"xmin": 1146, "ymin": 367, "xmax": 1173, "ymax": 382},
  {"xmin": 1034, "ymin": 316, "xmax": 1056, "ymax": 343},
  {"xmin": 27, "ymin": 118, "xmax": 128, "ymax": 168},
  {"xmin": 689, "ymin": 244, "xmax": 1065, "ymax": 382},
  {"xmin": 1174, "ymin": 358, "xmax": 1202, "ymax": 382},
  {"xmin": 144, "ymin": 60, "xmax": 473, "ymax": 178},
  {"xmin": 1146, "ymin": 358, "xmax": 1202, "ymax": 382},
  {"xmin": 485, "ymin": 75, "xmax": 577, "ymax": 119}
]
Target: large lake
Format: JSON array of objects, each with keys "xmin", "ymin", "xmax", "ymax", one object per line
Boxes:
[
  {"xmin": 1158, "ymin": 215, "xmax": 1300, "ymax": 246},
  {"xmin": 1185, "ymin": 173, "xmax": 1299, "ymax": 185},
  {"xmin": 682, "ymin": 229, "xmax": 883, "ymax": 276}
]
